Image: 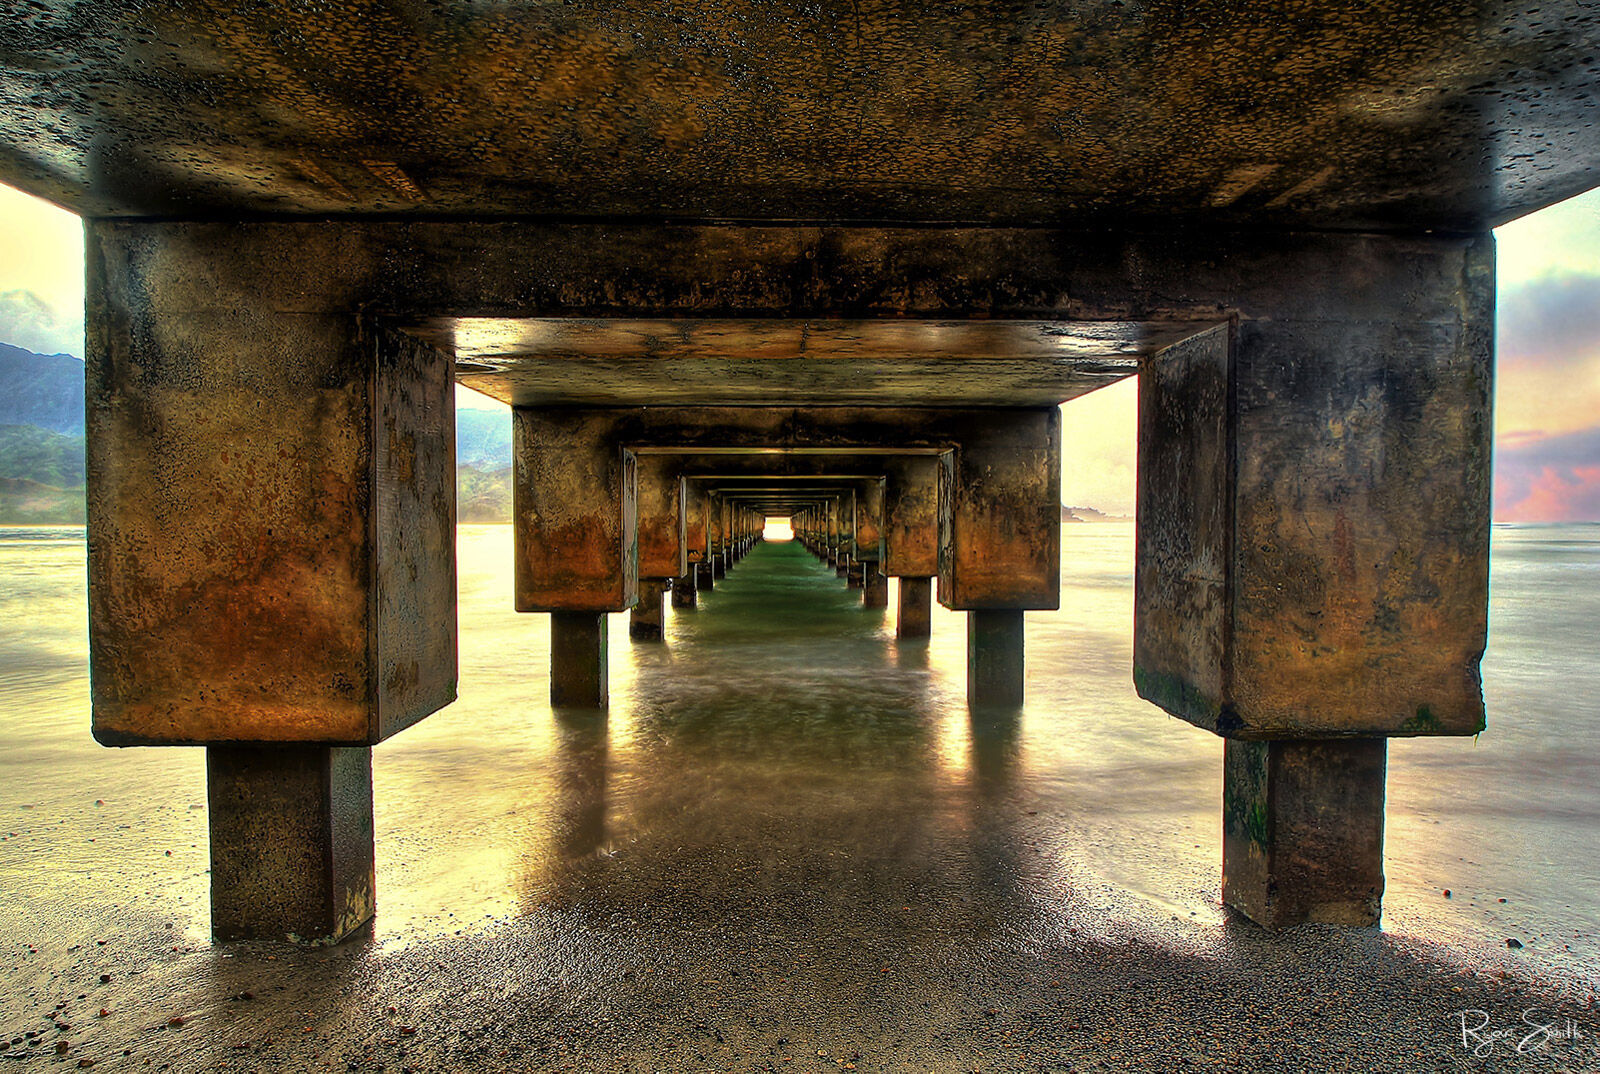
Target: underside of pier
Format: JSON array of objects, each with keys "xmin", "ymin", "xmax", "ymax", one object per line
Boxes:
[{"xmin": 1, "ymin": 0, "xmax": 1594, "ymax": 941}]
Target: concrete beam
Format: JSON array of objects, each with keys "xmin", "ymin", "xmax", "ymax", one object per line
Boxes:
[
  {"xmin": 513, "ymin": 408, "xmax": 638, "ymax": 613},
  {"xmin": 85, "ymin": 226, "xmax": 457, "ymax": 747},
  {"xmin": 1134, "ymin": 236, "xmax": 1493, "ymax": 739}
]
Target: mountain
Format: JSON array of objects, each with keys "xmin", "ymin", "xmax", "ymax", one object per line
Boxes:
[
  {"xmin": 456, "ymin": 407, "xmax": 511, "ymax": 469},
  {"xmin": 1061, "ymin": 504, "xmax": 1131, "ymax": 523},
  {"xmin": 0, "ymin": 342, "xmax": 83, "ymax": 435}
]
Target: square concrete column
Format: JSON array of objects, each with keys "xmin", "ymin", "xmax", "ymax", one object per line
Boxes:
[
  {"xmin": 551, "ymin": 611, "xmax": 608, "ymax": 709},
  {"xmin": 863, "ymin": 564, "xmax": 889, "ymax": 608},
  {"xmin": 968, "ymin": 609, "xmax": 1024, "ymax": 709},
  {"xmin": 207, "ymin": 746, "xmax": 374, "ymax": 944},
  {"xmin": 514, "ymin": 409, "xmax": 639, "ymax": 707},
  {"xmin": 897, "ymin": 577, "xmax": 932, "ymax": 638},
  {"xmin": 697, "ymin": 559, "xmax": 716, "ymax": 591},
  {"xmin": 671, "ymin": 570, "xmax": 698, "ymax": 607},
  {"xmin": 847, "ymin": 561, "xmax": 866, "ymax": 589},
  {"xmin": 1223, "ymin": 739, "xmax": 1387, "ymax": 927},
  {"xmin": 631, "ymin": 579, "xmax": 667, "ymax": 640},
  {"xmin": 85, "ymin": 223, "xmax": 458, "ymax": 944},
  {"xmin": 1134, "ymin": 234, "xmax": 1493, "ymax": 928},
  {"xmin": 1134, "ymin": 238, "xmax": 1493, "ymax": 740}
]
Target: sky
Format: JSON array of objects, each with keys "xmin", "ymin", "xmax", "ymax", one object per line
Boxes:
[{"xmin": 3, "ymin": 182, "xmax": 1598, "ymax": 521}]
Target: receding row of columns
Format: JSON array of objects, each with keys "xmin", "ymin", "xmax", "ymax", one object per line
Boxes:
[{"xmin": 79, "ymin": 221, "xmax": 1493, "ymax": 943}]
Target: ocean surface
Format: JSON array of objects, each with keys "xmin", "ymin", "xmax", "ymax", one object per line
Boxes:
[{"xmin": 0, "ymin": 523, "xmax": 1596, "ymax": 990}]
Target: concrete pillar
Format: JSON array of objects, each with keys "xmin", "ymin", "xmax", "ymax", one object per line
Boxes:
[
  {"xmin": 863, "ymin": 564, "xmax": 889, "ymax": 608},
  {"xmin": 847, "ymin": 561, "xmax": 865, "ymax": 589},
  {"xmin": 1133, "ymin": 236, "xmax": 1493, "ymax": 928},
  {"xmin": 968, "ymin": 609, "xmax": 1024, "ymax": 709},
  {"xmin": 697, "ymin": 559, "xmax": 716, "ymax": 591},
  {"xmin": 1222, "ymin": 739, "xmax": 1387, "ymax": 927},
  {"xmin": 671, "ymin": 570, "xmax": 698, "ymax": 607},
  {"xmin": 713, "ymin": 551, "xmax": 727, "ymax": 579},
  {"xmin": 551, "ymin": 611, "xmax": 608, "ymax": 709},
  {"xmin": 84, "ymin": 224, "xmax": 459, "ymax": 943},
  {"xmin": 630, "ymin": 579, "xmax": 667, "ymax": 640},
  {"xmin": 207, "ymin": 746, "xmax": 374, "ymax": 944},
  {"xmin": 898, "ymin": 577, "xmax": 932, "ymax": 638}
]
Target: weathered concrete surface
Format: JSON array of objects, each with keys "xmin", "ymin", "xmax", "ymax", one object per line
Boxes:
[
  {"xmin": 1134, "ymin": 238, "xmax": 1493, "ymax": 739},
  {"xmin": 206, "ymin": 746, "xmax": 374, "ymax": 944},
  {"xmin": 630, "ymin": 580, "xmax": 667, "ymax": 641},
  {"xmin": 968, "ymin": 609, "xmax": 1026, "ymax": 709},
  {"xmin": 85, "ymin": 226, "xmax": 457, "ymax": 747},
  {"xmin": 550, "ymin": 612, "xmax": 608, "ymax": 709},
  {"xmin": 513, "ymin": 409, "xmax": 638, "ymax": 613},
  {"xmin": 884, "ymin": 456, "xmax": 941, "ymax": 578},
  {"xmin": 4, "ymin": 3, "xmax": 1597, "ymax": 231},
  {"xmin": 863, "ymin": 565, "xmax": 889, "ymax": 608},
  {"xmin": 899, "ymin": 577, "xmax": 933, "ymax": 639},
  {"xmin": 635, "ymin": 457, "xmax": 687, "ymax": 582},
  {"xmin": 433, "ymin": 317, "xmax": 1189, "ymax": 406},
  {"xmin": 671, "ymin": 569, "xmax": 697, "ymax": 608},
  {"xmin": 938, "ymin": 408, "xmax": 1061, "ymax": 611},
  {"xmin": 1222, "ymin": 739, "xmax": 1387, "ymax": 928}
]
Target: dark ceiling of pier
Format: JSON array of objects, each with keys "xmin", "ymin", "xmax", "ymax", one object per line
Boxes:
[{"xmin": 1, "ymin": 1, "xmax": 1597, "ymax": 230}]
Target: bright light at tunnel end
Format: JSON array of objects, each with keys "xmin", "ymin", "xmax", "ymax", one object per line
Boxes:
[{"xmin": 763, "ymin": 517, "xmax": 794, "ymax": 541}]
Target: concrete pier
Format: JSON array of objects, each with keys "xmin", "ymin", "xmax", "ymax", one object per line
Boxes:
[
  {"xmin": 631, "ymin": 580, "xmax": 667, "ymax": 640},
  {"xmin": 26, "ymin": 0, "xmax": 1559, "ymax": 937},
  {"xmin": 551, "ymin": 612, "xmax": 608, "ymax": 709},
  {"xmin": 863, "ymin": 565, "xmax": 889, "ymax": 608},
  {"xmin": 967, "ymin": 610, "xmax": 1026, "ymax": 709},
  {"xmin": 898, "ymin": 577, "xmax": 932, "ymax": 638},
  {"xmin": 206, "ymin": 746, "xmax": 374, "ymax": 944},
  {"xmin": 1222, "ymin": 739, "xmax": 1388, "ymax": 927},
  {"xmin": 671, "ymin": 571, "xmax": 698, "ymax": 608}
]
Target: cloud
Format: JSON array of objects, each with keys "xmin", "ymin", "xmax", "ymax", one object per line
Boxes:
[
  {"xmin": 0, "ymin": 288, "xmax": 82, "ymax": 357},
  {"xmin": 1495, "ymin": 425, "xmax": 1600, "ymax": 521},
  {"xmin": 1497, "ymin": 272, "xmax": 1600, "ymax": 368}
]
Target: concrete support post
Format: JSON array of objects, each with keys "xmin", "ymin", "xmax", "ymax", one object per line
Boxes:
[
  {"xmin": 898, "ymin": 577, "xmax": 933, "ymax": 638},
  {"xmin": 847, "ymin": 561, "xmax": 865, "ymax": 589},
  {"xmin": 551, "ymin": 611, "xmax": 608, "ymax": 709},
  {"xmin": 631, "ymin": 579, "xmax": 667, "ymax": 640},
  {"xmin": 671, "ymin": 571, "xmax": 697, "ymax": 607},
  {"xmin": 1222, "ymin": 739, "xmax": 1387, "ymax": 927},
  {"xmin": 968, "ymin": 609, "xmax": 1024, "ymax": 709},
  {"xmin": 207, "ymin": 746, "xmax": 374, "ymax": 944},
  {"xmin": 863, "ymin": 564, "xmax": 889, "ymax": 608},
  {"xmin": 713, "ymin": 551, "xmax": 727, "ymax": 579},
  {"xmin": 697, "ymin": 559, "xmax": 716, "ymax": 591}
]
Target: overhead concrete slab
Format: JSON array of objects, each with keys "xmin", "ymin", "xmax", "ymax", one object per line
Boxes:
[
  {"xmin": 432, "ymin": 318, "xmax": 1208, "ymax": 407},
  {"xmin": 1, "ymin": 2, "xmax": 1597, "ymax": 228}
]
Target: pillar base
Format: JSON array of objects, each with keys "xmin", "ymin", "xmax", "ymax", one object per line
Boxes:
[
  {"xmin": 968, "ymin": 609, "xmax": 1024, "ymax": 708},
  {"xmin": 713, "ymin": 553, "xmax": 727, "ymax": 579},
  {"xmin": 672, "ymin": 571, "xmax": 698, "ymax": 607},
  {"xmin": 551, "ymin": 611, "xmax": 608, "ymax": 708},
  {"xmin": 207, "ymin": 746, "xmax": 374, "ymax": 944},
  {"xmin": 630, "ymin": 580, "xmax": 667, "ymax": 640},
  {"xmin": 897, "ymin": 577, "xmax": 932, "ymax": 638},
  {"xmin": 862, "ymin": 564, "xmax": 888, "ymax": 607},
  {"xmin": 697, "ymin": 561, "xmax": 715, "ymax": 591},
  {"xmin": 1222, "ymin": 738, "xmax": 1386, "ymax": 928},
  {"xmin": 847, "ymin": 562, "xmax": 866, "ymax": 589}
]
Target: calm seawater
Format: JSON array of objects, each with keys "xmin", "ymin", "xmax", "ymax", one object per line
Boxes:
[{"xmin": 0, "ymin": 524, "xmax": 1595, "ymax": 982}]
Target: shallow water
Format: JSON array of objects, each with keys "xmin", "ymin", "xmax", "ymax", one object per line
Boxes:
[{"xmin": 0, "ymin": 522, "xmax": 1596, "ymax": 990}]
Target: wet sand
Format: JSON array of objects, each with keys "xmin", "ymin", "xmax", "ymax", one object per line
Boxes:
[{"xmin": 2, "ymin": 527, "xmax": 1597, "ymax": 1071}]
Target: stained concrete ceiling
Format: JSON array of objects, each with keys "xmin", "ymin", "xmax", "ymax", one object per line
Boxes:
[
  {"xmin": 1, "ymin": 1, "xmax": 1597, "ymax": 229},
  {"xmin": 427, "ymin": 317, "xmax": 1210, "ymax": 405}
]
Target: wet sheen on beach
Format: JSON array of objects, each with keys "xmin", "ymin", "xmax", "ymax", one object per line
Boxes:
[{"xmin": 1, "ymin": 524, "xmax": 1597, "ymax": 1071}]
